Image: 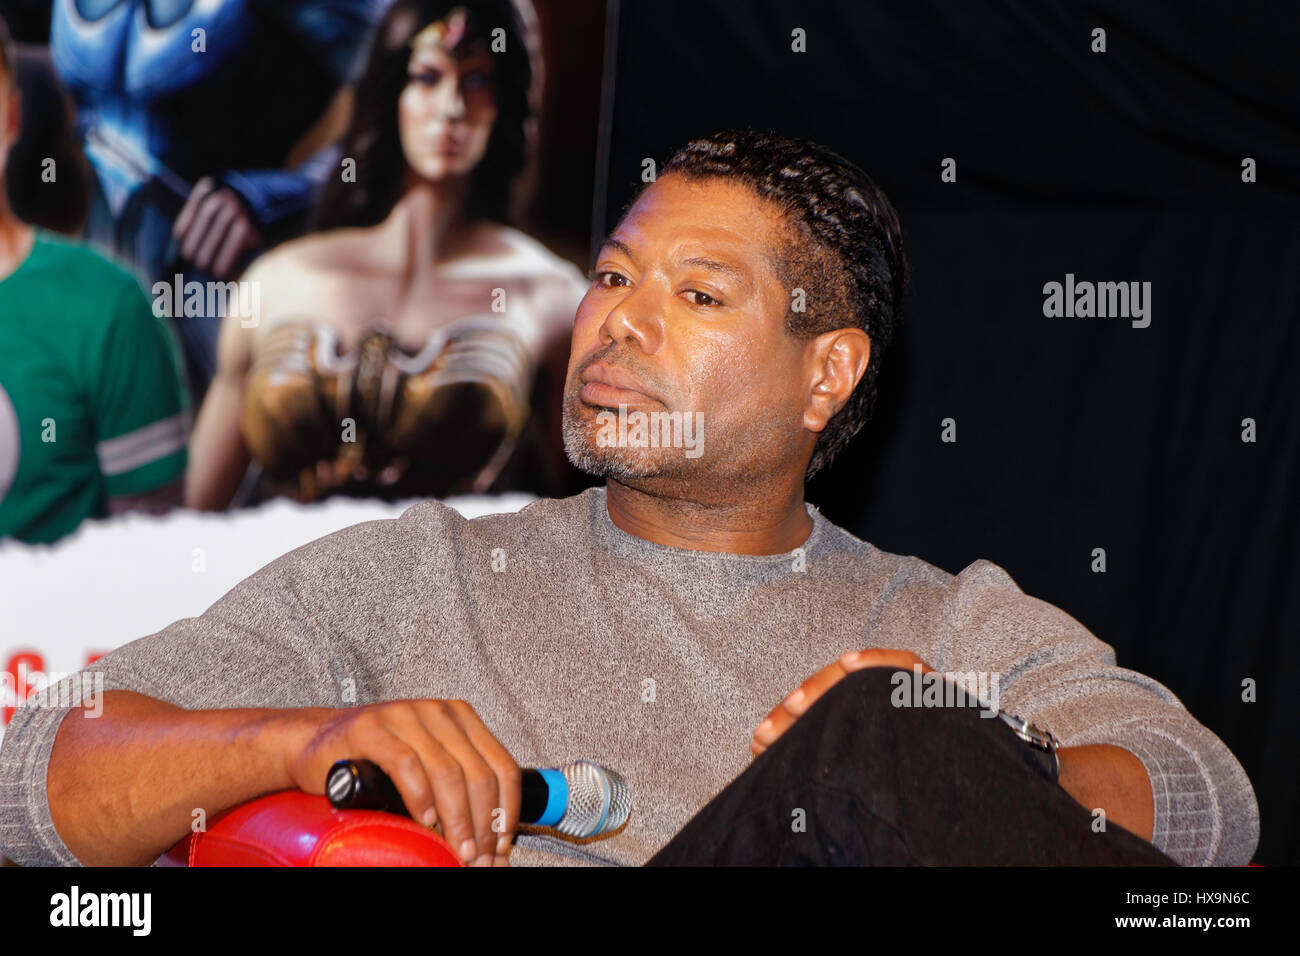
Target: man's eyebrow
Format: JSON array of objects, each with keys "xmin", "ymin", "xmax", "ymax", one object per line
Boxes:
[
  {"xmin": 680, "ymin": 255, "xmax": 747, "ymax": 284},
  {"xmin": 596, "ymin": 236, "xmax": 635, "ymax": 260},
  {"xmin": 595, "ymin": 238, "xmax": 751, "ymax": 285}
]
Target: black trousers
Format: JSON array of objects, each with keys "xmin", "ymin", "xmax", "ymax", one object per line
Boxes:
[{"xmin": 647, "ymin": 667, "xmax": 1177, "ymax": 866}]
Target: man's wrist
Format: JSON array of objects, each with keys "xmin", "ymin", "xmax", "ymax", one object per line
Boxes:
[
  {"xmin": 243, "ymin": 706, "xmax": 330, "ymax": 791},
  {"xmin": 997, "ymin": 710, "xmax": 1060, "ymax": 782},
  {"xmin": 1056, "ymin": 744, "xmax": 1155, "ymax": 842}
]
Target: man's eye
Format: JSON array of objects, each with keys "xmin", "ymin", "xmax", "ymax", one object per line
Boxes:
[
  {"xmin": 685, "ymin": 290, "xmax": 720, "ymax": 307},
  {"xmin": 594, "ymin": 270, "xmax": 629, "ymax": 288}
]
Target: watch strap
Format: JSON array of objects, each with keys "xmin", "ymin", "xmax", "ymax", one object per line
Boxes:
[{"xmin": 998, "ymin": 710, "xmax": 1061, "ymax": 784}]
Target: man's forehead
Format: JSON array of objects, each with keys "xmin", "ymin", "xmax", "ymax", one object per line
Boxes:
[{"xmin": 604, "ymin": 175, "xmax": 786, "ymax": 266}]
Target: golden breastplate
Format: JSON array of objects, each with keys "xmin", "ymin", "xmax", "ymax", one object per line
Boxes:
[{"xmin": 241, "ymin": 317, "xmax": 533, "ymax": 501}]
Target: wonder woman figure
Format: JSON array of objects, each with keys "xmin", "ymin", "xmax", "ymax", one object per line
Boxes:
[{"xmin": 184, "ymin": 0, "xmax": 588, "ymax": 507}]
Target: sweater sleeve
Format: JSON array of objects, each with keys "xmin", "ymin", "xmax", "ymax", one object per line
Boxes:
[
  {"xmin": 0, "ymin": 502, "xmax": 451, "ymax": 866},
  {"xmin": 935, "ymin": 559, "xmax": 1259, "ymax": 867}
]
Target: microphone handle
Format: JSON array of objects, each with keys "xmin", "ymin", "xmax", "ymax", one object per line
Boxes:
[{"xmin": 327, "ymin": 758, "xmax": 550, "ymax": 823}]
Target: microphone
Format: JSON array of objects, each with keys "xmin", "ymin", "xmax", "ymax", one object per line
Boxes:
[{"xmin": 326, "ymin": 757, "xmax": 631, "ymax": 839}]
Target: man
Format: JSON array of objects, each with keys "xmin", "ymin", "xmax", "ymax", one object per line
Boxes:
[
  {"xmin": 0, "ymin": 18, "xmax": 189, "ymax": 544},
  {"xmin": 0, "ymin": 129, "xmax": 1258, "ymax": 867}
]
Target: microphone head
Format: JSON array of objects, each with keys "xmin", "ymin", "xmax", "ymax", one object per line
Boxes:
[{"xmin": 555, "ymin": 760, "xmax": 631, "ymax": 838}]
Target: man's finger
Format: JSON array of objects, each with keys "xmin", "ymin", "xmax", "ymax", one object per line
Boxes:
[
  {"xmin": 173, "ymin": 176, "xmax": 217, "ymax": 238},
  {"xmin": 779, "ymin": 659, "xmax": 853, "ymax": 718},
  {"xmin": 365, "ymin": 738, "xmax": 438, "ymax": 833},
  {"xmin": 213, "ymin": 214, "xmax": 257, "ymax": 281},
  {"xmin": 750, "ymin": 650, "xmax": 935, "ymax": 755},
  {"xmin": 750, "ymin": 660, "xmax": 846, "ymax": 753},
  {"xmin": 179, "ymin": 191, "xmax": 227, "ymax": 261},
  {"xmin": 445, "ymin": 700, "xmax": 521, "ymax": 859},
  {"xmin": 193, "ymin": 198, "xmax": 238, "ymax": 272},
  {"xmin": 411, "ymin": 730, "xmax": 478, "ymax": 864},
  {"xmin": 411, "ymin": 702, "xmax": 499, "ymax": 867},
  {"xmin": 840, "ymin": 648, "xmax": 932, "ymax": 674},
  {"xmin": 750, "ymin": 704, "xmax": 796, "ymax": 753}
]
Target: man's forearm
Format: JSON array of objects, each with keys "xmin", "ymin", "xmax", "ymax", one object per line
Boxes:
[
  {"xmin": 1056, "ymin": 743, "xmax": 1155, "ymax": 843},
  {"xmin": 47, "ymin": 690, "xmax": 324, "ymax": 866}
]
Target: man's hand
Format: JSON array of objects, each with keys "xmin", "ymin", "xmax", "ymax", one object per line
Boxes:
[
  {"xmin": 751, "ymin": 648, "xmax": 935, "ymax": 756},
  {"xmin": 750, "ymin": 651, "xmax": 1157, "ymax": 847},
  {"xmin": 173, "ymin": 177, "xmax": 262, "ymax": 280},
  {"xmin": 285, "ymin": 699, "xmax": 521, "ymax": 867}
]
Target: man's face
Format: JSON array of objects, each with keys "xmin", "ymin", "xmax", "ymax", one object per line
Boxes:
[{"xmin": 562, "ymin": 173, "xmax": 812, "ymax": 492}]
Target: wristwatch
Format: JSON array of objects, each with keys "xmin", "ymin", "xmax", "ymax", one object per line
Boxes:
[{"xmin": 998, "ymin": 710, "xmax": 1061, "ymax": 783}]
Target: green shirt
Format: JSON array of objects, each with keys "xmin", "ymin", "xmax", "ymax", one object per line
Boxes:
[{"xmin": 0, "ymin": 231, "xmax": 188, "ymax": 543}]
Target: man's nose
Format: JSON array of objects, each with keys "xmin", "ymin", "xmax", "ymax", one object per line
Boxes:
[{"xmin": 599, "ymin": 288, "xmax": 664, "ymax": 353}]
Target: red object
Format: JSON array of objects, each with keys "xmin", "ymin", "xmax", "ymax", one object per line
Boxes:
[
  {"xmin": 3, "ymin": 651, "xmax": 45, "ymax": 725},
  {"xmin": 167, "ymin": 790, "xmax": 464, "ymax": 866}
]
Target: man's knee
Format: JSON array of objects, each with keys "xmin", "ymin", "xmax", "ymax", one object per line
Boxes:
[
  {"xmin": 813, "ymin": 665, "xmax": 913, "ymax": 720},
  {"xmin": 776, "ymin": 666, "xmax": 910, "ymax": 760},
  {"xmin": 786, "ymin": 665, "xmax": 992, "ymax": 764}
]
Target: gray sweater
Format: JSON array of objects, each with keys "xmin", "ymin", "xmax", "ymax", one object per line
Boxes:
[{"xmin": 0, "ymin": 486, "xmax": 1259, "ymax": 866}]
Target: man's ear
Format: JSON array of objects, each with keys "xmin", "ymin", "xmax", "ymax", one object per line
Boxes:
[{"xmin": 801, "ymin": 327, "xmax": 871, "ymax": 434}]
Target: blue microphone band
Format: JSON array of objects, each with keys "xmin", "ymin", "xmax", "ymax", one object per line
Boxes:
[{"xmin": 535, "ymin": 767, "xmax": 567, "ymax": 827}]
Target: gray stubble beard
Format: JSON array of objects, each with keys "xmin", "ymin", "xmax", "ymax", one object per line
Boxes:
[{"xmin": 560, "ymin": 390, "xmax": 678, "ymax": 480}]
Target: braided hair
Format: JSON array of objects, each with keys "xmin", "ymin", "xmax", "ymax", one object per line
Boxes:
[{"xmin": 661, "ymin": 129, "xmax": 909, "ymax": 480}]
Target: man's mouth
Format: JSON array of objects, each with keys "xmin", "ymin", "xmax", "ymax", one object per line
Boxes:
[
  {"xmin": 579, "ymin": 382, "xmax": 661, "ymax": 408},
  {"xmin": 579, "ymin": 362, "xmax": 662, "ymax": 408}
]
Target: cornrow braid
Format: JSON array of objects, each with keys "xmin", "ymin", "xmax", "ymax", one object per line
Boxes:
[{"xmin": 662, "ymin": 129, "xmax": 909, "ymax": 480}]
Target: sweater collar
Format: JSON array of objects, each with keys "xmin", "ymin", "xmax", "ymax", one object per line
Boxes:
[{"xmin": 585, "ymin": 484, "xmax": 829, "ymax": 564}]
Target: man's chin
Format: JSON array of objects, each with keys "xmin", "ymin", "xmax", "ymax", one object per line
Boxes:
[
  {"xmin": 561, "ymin": 423, "xmax": 675, "ymax": 480},
  {"xmin": 562, "ymin": 440, "xmax": 668, "ymax": 480},
  {"xmin": 560, "ymin": 395, "xmax": 700, "ymax": 479}
]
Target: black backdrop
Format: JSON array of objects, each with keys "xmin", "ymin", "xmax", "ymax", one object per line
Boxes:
[{"xmin": 597, "ymin": 0, "xmax": 1299, "ymax": 865}]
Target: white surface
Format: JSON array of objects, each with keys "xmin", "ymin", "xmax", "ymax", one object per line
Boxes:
[{"xmin": 0, "ymin": 494, "xmax": 534, "ymax": 730}]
